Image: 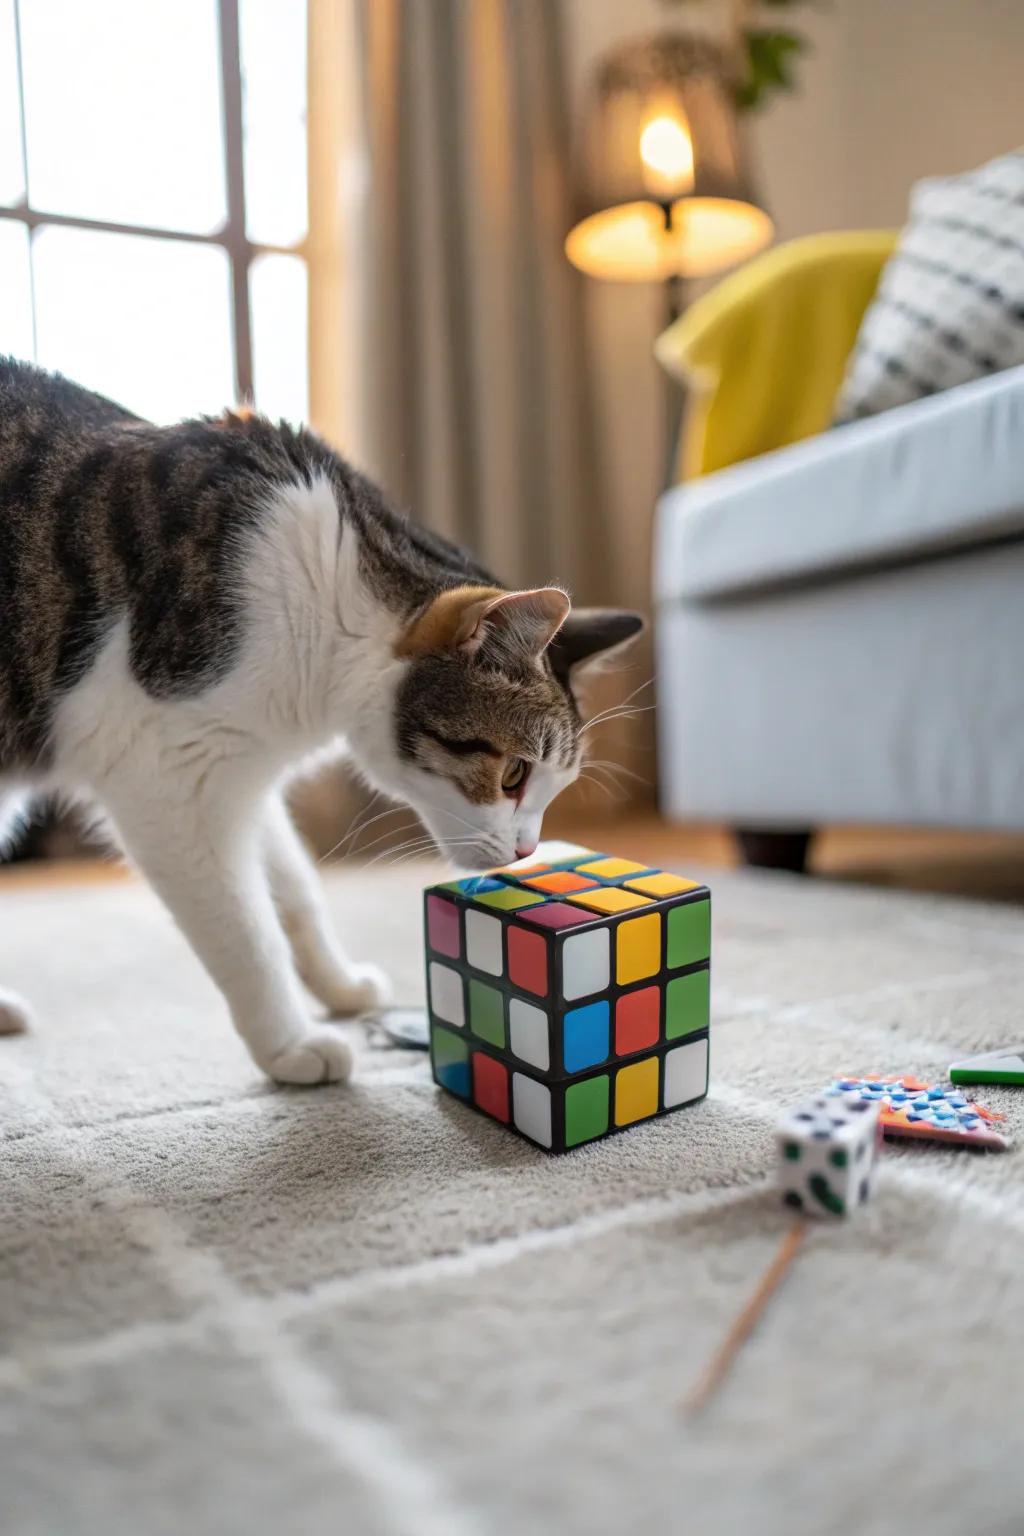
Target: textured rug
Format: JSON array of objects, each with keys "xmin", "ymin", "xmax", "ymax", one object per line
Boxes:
[{"xmin": 2, "ymin": 861, "xmax": 1024, "ymax": 1536}]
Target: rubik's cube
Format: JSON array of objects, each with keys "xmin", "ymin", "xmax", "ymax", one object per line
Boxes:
[{"xmin": 424, "ymin": 842, "xmax": 710, "ymax": 1152}]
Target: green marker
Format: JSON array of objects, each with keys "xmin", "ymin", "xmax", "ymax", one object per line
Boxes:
[{"xmin": 949, "ymin": 1047, "xmax": 1024, "ymax": 1087}]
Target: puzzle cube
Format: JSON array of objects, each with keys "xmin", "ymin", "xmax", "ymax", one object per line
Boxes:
[
  {"xmin": 425, "ymin": 841, "xmax": 710, "ymax": 1152},
  {"xmin": 776, "ymin": 1093, "xmax": 882, "ymax": 1218}
]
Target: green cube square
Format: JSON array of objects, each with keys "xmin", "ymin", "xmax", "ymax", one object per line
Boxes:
[
  {"xmin": 431, "ymin": 1025, "xmax": 470, "ymax": 1098},
  {"xmin": 468, "ymin": 979, "xmax": 505, "ymax": 1047},
  {"xmin": 665, "ymin": 969, "xmax": 710, "ymax": 1039},
  {"xmin": 471, "ymin": 886, "xmax": 546, "ymax": 911},
  {"xmin": 564, "ymin": 1075, "xmax": 609, "ymax": 1147},
  {"xmin": 667, "ymin": 898, "xmax": 710, "ymax": 969}
]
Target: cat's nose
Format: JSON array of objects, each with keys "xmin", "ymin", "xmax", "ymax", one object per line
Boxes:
[{"xmin": 515, "ymin": 840, "xmax": 538, "ymax": 861}]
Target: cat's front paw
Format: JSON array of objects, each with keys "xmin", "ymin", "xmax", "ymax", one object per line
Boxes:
[
  {"xmin": 268, "ymin": 1029, "xmax": 354, "ymax": 1086},
  {"xmin": 318, "ymin": 962, "xmax": 392, "ymax": 1019}
]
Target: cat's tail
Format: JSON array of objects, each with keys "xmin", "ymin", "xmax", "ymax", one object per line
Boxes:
[{"xmin": 0, "ymin": 987, "xmax": 31, "ymax": 1034}]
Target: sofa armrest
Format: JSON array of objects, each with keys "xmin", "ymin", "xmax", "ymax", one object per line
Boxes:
[
  {"xmin": 655, "ymin": 365, "xmax": 1024, "ymax": 605},
  {"xmin": 655, "ymin": 231, "xmax": 897, "ymax": 482}
]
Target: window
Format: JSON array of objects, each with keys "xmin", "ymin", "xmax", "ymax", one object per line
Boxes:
[{"xmin": 0, "ymin": 0, "xmax": 308, "ymax": 425}]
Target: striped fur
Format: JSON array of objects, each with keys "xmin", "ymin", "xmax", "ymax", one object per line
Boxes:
[{"xmin": 0, "ymin": 360, "xmax": 641, "ymax": 1084}]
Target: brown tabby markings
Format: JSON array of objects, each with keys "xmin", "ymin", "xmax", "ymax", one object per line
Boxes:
[
  {"xmin": 0, "ymin": 359, "xmax": 494, "ymax": 771},
  {"xmin": 394, "ymin": 585, "xmax": 505, "ymax": 659}
]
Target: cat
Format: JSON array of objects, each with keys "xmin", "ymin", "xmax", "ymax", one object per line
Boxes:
[{"xmin": 0, "ymin": 358, "xmax": 642, "ymax": 1084}]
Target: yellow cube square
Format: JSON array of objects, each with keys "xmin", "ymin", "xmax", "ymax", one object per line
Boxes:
[
  {"xmin": 577, "ymin": 857, "xmax": 650, "ymax": 879},
  {"xmin": 616, "ymin": 913, "xmax": 661, "ymax": 985},
  {"xmin": 614, "ymin": 1057, "xmax": 659, "ymax": 1126},
  {"xmin": 624, "ymin": 872, "xmax": 700, "ymax": 898},
  {"xmin": 567, "ymin": 887, "xmax": 653, "ymax": 915}
]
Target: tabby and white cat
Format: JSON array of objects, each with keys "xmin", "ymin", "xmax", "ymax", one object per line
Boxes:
[{"xmin": 0, "ymin": 359, "xmax": 641, "ymax": 1084}]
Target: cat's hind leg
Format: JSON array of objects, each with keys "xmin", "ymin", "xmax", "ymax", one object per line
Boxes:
[
  {"xmin": 262, "ymin": 793, "xmax": 391, "ymax": 1017},
  {"xmin": 0, "ymin": 789, "xmax": 34, "ymax": 1034}
]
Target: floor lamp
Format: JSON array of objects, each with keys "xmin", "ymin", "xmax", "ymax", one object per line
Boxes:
[{"xmin": 565, "ymin": 32, "xmax": 774, "ymax": 484}]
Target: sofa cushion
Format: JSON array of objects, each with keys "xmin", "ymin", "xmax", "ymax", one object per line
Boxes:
[
  {"xmin": 656, "ymin": 365, "xmax": 1024, "ymax": 605},
  {"xmin": 835, "ymin": 149, "xmax": 1024, "ymax": 423}
]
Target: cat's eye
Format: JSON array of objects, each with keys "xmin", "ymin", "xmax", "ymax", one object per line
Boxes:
[{"xmin": 501, "ymin": 757, "xmax": 530, "ymax": 796}]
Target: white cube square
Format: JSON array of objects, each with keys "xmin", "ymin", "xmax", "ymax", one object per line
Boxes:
[
  {"xmin": 465, "ymin": 910, "xmax": 503, "ymax": 976},
  {"xmin": 428, "ymin": 961, "xmax": 465, "ymax": 1028},
  {"xmin": 509, "ymin": 998, "xmax": 549, "ymax": 1071},
  {"xmin": 512, "ymin": 1072, "xmax": 552, "ymax": 1148},
  {"xmin": 664, "ymin": 1038, "xmax": 708, "ymax": 1108},
  {"xmin": 776, "ymin": 1093, "xmax": 881, "ymax": 1219},
  {"xmin": 561, "ymin": 929, "xmax": 609, "ymax": 1001}
]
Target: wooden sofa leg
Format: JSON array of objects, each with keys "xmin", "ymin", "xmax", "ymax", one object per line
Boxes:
[{"xmin": 734, "ymin": 827, "xmax": 814, "ymax": 874}]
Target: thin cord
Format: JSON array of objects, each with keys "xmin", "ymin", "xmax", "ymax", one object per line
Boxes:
[{"xmin": 682, "ymin": 1219, "xmax": 808, "ymax": 1417}]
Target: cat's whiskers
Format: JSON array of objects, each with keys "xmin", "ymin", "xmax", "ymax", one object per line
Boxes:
[
  {"xmin": 364, "ymin": 832, "xmax": 488, "ymax": 872},
  {"xmin": 576, "ymin": 771, "xmax": 620, "ymax": 803},
  {"xmin": 583, "ymin": 756, "xmax": 651, "ymax": 788},
  {"xmin": 317, "ymin": 796, "xmax": 413, "ymax": 864},
  {"xmin": 577, "ymin": 702, "xmax": 656, "ymax": 738},
  {"xmin": 347, "ymin": 823, "xmax": 432, "ymax": 865},
  {"xmin": 575, "ymin": 676, "xmax": 654, "ymax": 738},
  {"xmin": 316, "ymin": 793, "xmax": 389, "ymax": 864}
]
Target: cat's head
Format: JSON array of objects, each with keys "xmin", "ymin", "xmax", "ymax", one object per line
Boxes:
[{"xmin": 386, "ymin": 586, "xmax": 643, "ymax": 869}]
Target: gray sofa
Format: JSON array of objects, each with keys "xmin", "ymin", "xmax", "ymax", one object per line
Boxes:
[{"xmin": 654, "ymin": 364, "xmax": 1024, "ymax": 866}]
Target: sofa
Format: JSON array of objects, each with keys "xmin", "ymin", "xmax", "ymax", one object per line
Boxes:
[{"xmin": 653, "ymin": 232, "xmax": 1024, "ymax": 869}]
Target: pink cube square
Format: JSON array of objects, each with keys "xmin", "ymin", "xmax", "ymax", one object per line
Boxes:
[
  {"xmin": 426, "ymin": 895, "xmax": 461, "ymax": 958},
  {"xmin": 518, "ymin": 902, "xmax": 596, "ymax": 931}
]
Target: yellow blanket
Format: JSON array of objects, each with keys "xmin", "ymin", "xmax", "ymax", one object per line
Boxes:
[{"xmin": 655, "ymin": 230, "xmax": 898, "ymax": 481}]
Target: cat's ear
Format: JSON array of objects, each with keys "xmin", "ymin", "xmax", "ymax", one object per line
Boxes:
[
  {"xmin": 547, "ymin": 608, "xmax": 645, "ymax": 681},
  {"xmin": 397, "ymin": 585, "xmax": 570, "ymax": 659},
  {"xmin": 468, "ymin": 587, "xmax": 570, "ymax": 657}
]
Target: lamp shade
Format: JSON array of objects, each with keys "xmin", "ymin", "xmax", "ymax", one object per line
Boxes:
[{"xmin": 566, "ymin": 33, "xmax": 773, "ymax": 282}]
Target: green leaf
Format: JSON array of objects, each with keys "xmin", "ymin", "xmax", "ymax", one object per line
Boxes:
[{"xmin": 736, "ymin": 27, "xmax": 808, "ymax": 110}]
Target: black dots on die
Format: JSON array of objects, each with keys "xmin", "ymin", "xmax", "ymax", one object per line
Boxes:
[{"xmin": 859, "ymin": 1178, "xmax": 870, "ymax": 1204}]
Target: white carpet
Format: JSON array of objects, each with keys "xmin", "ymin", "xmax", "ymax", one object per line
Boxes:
[{"xmin": 2, "ymin": 863, "xmax": 1024, "ymax": 1536}]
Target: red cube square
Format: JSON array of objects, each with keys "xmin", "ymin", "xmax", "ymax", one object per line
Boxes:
[
  {"xmin": 615, "ymin": 986, "xmax": 660, "ymax": 1056},
  {"xmin": 472, "ymin": 1052, "xmax": 510, "ymax": 1121},
  {"xmin": 426, "ymin": 895, "xmax": 461, "ymax": 958},
  {"xmin": 507, "ymin": 925, "xmax": 548, "ymax": 997}
]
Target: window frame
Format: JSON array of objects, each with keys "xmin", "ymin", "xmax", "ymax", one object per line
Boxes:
[{"xmin": 0, "ymin": 0, "xmax": 306, "ymax": 406}]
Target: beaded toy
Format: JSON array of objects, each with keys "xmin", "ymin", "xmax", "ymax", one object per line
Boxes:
[{"xmin": 824, "ymin": 1075, "xmax": 1008, "ymax": 1150}]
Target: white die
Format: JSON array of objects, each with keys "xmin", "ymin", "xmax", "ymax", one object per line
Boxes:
[{"xmin": 776, "ymin": 1093, "xmax": 881, "ymax": 1218}]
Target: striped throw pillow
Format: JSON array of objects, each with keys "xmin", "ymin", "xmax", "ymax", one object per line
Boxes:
[{"xmin": 834, "ymin": 148, "xmax": 1024, "ymax": 423}]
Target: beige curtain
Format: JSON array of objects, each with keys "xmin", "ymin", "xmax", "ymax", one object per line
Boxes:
[
  {"xmin": 354, "ymin": 0, "xmax": 615, "ymax": 602},
  {"xmin": 302, "ymin": 0, "xmax": 652, "ymax": 853}
]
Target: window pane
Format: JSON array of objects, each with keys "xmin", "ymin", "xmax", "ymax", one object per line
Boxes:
[
  {"xmin": 20, "ymin": 0, "xmax": 226, "ymax": 233},
  {"xmin": 0, "ymin": 0, "xmax": 24, "ymax": 205},
  {"xmin": 33, "ymin": 225, "xmax": 234, "ymax": 423},
  {"xmin": 240, "ymin": 0, "xmax": 307, "ymax": 246},
  {"xmin": 0, "ymin": 220, "xmax": 32, "ymax": 360},
  {"xmin": 250, "ymin": 253, "xmax": 308, "ymax": 423}
]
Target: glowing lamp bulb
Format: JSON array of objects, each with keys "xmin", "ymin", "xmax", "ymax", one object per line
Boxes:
[{"xmin": 639, "ymin": 113, "xmax": 695, "ymax": 199}]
